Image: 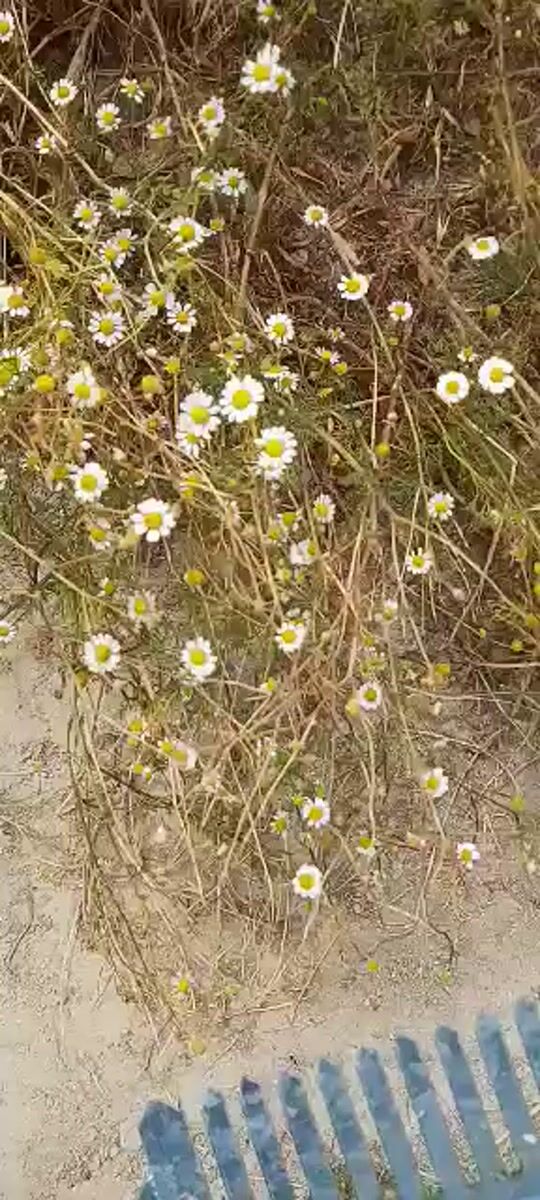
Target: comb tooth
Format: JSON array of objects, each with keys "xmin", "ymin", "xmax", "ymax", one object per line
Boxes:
[
  {"xmin": 279, "ymin": 1072, "xmax": 339, "ymax": 1200},
  {"xmin": 397, "ymin": 1036, "xmax": 468, "ymax": 1199},
  {"xmin": 436, "ymin": 1025, "xmax": 503, "ymax": 1185},
  {"xmin": 516, "ymin": 1000, "xmax": 540, "ymax": 1089},
  {"xmin": 476, "ymin": 1015, "xmax": 540, "ymax": 1161},
  {"xmin": 203, "ymin": 1089, "xmax": 254, "ymax": 1200},
  {"xmin": 318, "ymin": 1059, "xmax": 379, "ymax": 1200},
  {"xmin": 139, "ymin": 1100, "xmax": 211, "ymax": 1200},
  {"xmin": 240, "ymin": 1077, "xmax": 294, "ymax": 1200},
  {"xmin": 356, "ymin": 1048, "xmax": 422, "ymax": 1200}
]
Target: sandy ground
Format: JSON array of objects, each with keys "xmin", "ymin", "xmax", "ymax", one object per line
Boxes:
[{"xmin": 2, "ymin": 629, "xmax": 540, "ymax": 1199}]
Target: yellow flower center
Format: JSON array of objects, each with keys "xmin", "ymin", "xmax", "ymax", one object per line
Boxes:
[
  {"xmin": 0, "ymin": 19, "xmax": 11, "ymax": 33},
  {"xmin": 95, "ymin": 644, "xmax": 111, "ymax": 663},
  {"xmin": 311, "ymin": 208, "xmax": 323, "ymax": 221},
  {"xmin": 133, "ymin": 597, "xmax": 147, "ymax": 615},
  {"xmin": 8, "ymin": 294, "xmax": 25, "ymax": 309},
  {"xmin": 434, "ymin": 500, "xmax": 447, "ymax": 513},
  {"xmin": 232, "ymin": 388, "xmax": 251, "ymax": 410},
  {"xmin": 189, "ymin": 405, "xmax": 210, "ymax": 425},
  {"xmin": 57, "ymin": 84, "xmax": 70, "ymax": 99},
  {"xmin": 103, "ymin": 247, "xmax": 117, "ymax": 262},
  {"xmin": 272, "ymin": 321, "xmax": 286, "ymax": 337},
  {"xmin": 90, "ymin": 526, "xmax": 106, "ymax": 542},
  {"xmin": 112, "ymin": 194, "xmax": 128, "ymax": 209},
  {"xmin": 364, "ymin": 687, "xmax": 377, "ymax": 703},
  {"xmin": 253, "ymin": 63, "xmax": 271, "ymax": 81},
  {"xmin": 150, "ymin": 290, "xmax": 164, "ymax": 307},
  {"xmin": 174, "ymin": 311, "xmax": 189, "ymax": 324},
  {"xmin": 201, "ymin": 105, "xmax": 216, "ymax": 121},
  {"xmin": 101, "ymin": 111, "xmax": 115, "ymax": 125},
  {"xmin": 489, "ymin": 366, "xmax": 505, "ymax": 383},
  {"xmin": 297, "ymin": 871, "xmax": 314, "ymax": 892},
  {"xmin": 314, "ymin": 503, "xmax": 327, "ymax": 517},
  {"xmin": 476, "ymin": 239, "xmax": 489, "ymax": 252},
  {"xmin": 80, "ymin": 473, "xmax": 98, "ymax": 492},
  {"xmin": 74, "ymin": 382, "xmax": 90, "ymax": 399},
  {"xmin": 177, "ymin": 223, "xmax": 195, "ymax": 242},
  {"xmin": 143, "ymin": 511, "xmax": 163, "ymax": 530},
  {"xmin": 280, "ymin": 628, "xmax": 296, "ymax": 645},
  {"xmin": 189, "ymin": 648, "xmax": 207, "ymax": 666},
  {"xmin": 358, "ymin": 836, "xmax": 373, "ymax": 851},
  {"xmin": 170, "ymin": 746, "xmax": 188, "ymax": 764},
  {"xmin": 0, "ymin": 624, "xmax": 10, "ymax": 638},
  {"xmin": 424, "ymin": 775, "xmax": 438, "ymax": 791},
  {"xmin": 445, "ymin": 380, "xmax": 459, "ymax": 395},
  {"xmin": 393, "ymin": 304, "xmax": 405, "ymax": 316},
  {"xmin": 264, "ymin": 438, "xmax": 284, "ymax": 458},
  {"xmin": 460, "ymin": 847, "xmax": 473, "ymax": 863},
  {"xmin": 153, "ymin": 122, "xmax": 166, "ymax": 136},
  {"xmin": 308, "ymin": 805, "xmax": 323, "ymax": 823},
  {"xmin": 99, "ymin": 318, "xmax": 114, "ymax": 334},
  {"xmin": 99, "ymin": 281, "xmax": 115, "ymax": 295},
  {"xmin": 411, "ymin": 554, "xmax": 424, "ymax": 569},
  {"xmin": 345, "ymin": 278, "xmax": 360, "ymax": 293},
  {"xmin": 117, "ymin": 237, "xmax": 130, "ymax": 251}
]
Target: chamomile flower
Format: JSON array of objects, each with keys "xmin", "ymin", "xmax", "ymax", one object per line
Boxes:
[
  {"xmin": 72, "ymin": 461, "xmax": 109, "ymax": 503},
  {"xmin": 181, "ymin": 636, "xmax": 217, "ymax": 680},
  {"xmin": 67, "ymin": 366, "xmax": 102, "ymax": 409},
  {"xmin": 169, "ymin": 216, "xmax": 210, "ymax": 255},
  {"xmin": 83, "ymin": 632, "xmax": 120, "ymax": 674},
  {"xmin": 315, "ymin": 346, "xmax": 339, "ymax": 366},
  {"xmin": 131, "ymin": 498, "xmax": 176, "ymax": 542},
  {"xmin": 313, "ymin": 493, "xmax": 335, "ymax": 524},
  {"xmin": 120, "ymin": 77, "xmax": 144, "ymax": 104},
  {"xmin": 467, "ymin": 235, "xmax": 499, "ymax": 261},
  {"xmin": 89, "ymin": 309, "xmax": 124, "ymax": 347},
  {"xmin": 50, "ymin": 78, "xmax": 78, "ymax": 107},
  {"xmin": 302, "ymin": 798, "xmax": 330, "ymax": 829},
  {"xmin": 108, "ymin": 187, "xmax": 132, "ymax": 216},
  {"xmin": 419, "ymin": 767, "xmax": 448, "ymax": 799},
  {"xmin": 179, "ymin": 390, "xmax": 221, "ymax": 439},
  {"xmin": 264, "ymin": 311, "xmax": 294, "ymax": 345},
  {"xmin": 166, "ymin": 301, "xmax": 198, "ymax": 334},
  {"xmin": 356, "ymin": 680, "xmax": 383, "ymax": 711},
  {"xmin": 73, "ymin": 199, "xmax": 102, "ymax": 231},
  {"xmin": 275, "ymin": 619, "xmax": 307, "ymax": 654},
  {"xmin": 99, "ymin": 227, "xmax": 137, "ymax": 268},
  {"xmin": 158, "ymin": 738, "xmax": 198, "ymax": 770},
  {"xmin": 88, "ymin": 519, "xmax": 112, "ymax": 550},
  {"xmin": 388, "ymin": 299, "xmax": 413, "ymax": 322},
  {"xmin": 293, "ymin": 863, "xmax": 322, "ymax": 900},
  {"xmin": 456, "ymin": 841, "xmax": 480, "ymax": 869},
  {"xmin": 35, "ymin": 132, "xmax": 59, "ymax": 155},
  {"xmin": 255, "ymin": 426, "xmax": 297, "ymax": 480},
  {"xmin": 263, "ymin": 365, "xmax": 299, "ymax": 393},
  {"xmin": 1, "ymin": 286, "xmax": 30, "ymax": 318},
  {"xmin": 127, "ymin": 591, "xmax": 157, "ymax": 626},
  {"xmin": 0, "ymin": 10, "xmax": 14, "ymax": 40},
  {"xmin": 304, "ymin": 204, "xmax": 328, "ymax": 227},
  {"xmin": 338, "ymin": 272, "xmax": 370, "ymax": 301},
  {"xmin": 357, "ymin": 834, "xmax": 376, "ymax": 859},
  {"xmin": 458, "ymin": 345, "xmax": 477, "ymax": 364},
  {"xmin": 96, "ymin": 102, "xmax": 121, "ymax": 133},
  {"xmin": 274, "ymin": 63, "xmax": 295, "ymax": 95},
  {"xmin": 94, "ymin": 273, "xmax": 122, "ymax": 303},
  {"xmin": 191, "ymin": 166, "xmax": 218, "ymax": 192},
  {"xmin": 405, "ymin": 547, "xmax": 433, "ymax": 575},
  {"xmin": 435, "ymin": 371, "xmax": 469, "ymax": 404},
  {"xmin": 428, "ymin": 491, "xmax": 454, "ymax": 521},
  {"xmin": 147, "ymin": 115, "xmax": 172, "ymax": 139},
  {"xmin": 198, "ymin": 96, "xmax": 225, "ymax": 136},
  {"xmin": 176, "ymin": 429, "xmax": 203, "ymax": 459},
  {"xmin": 0, "ymin": 618, "xmax": 15, "ymax": 644},
  {"xmin": 241, "ymin": 42, "xmax": 281, "ymax": 94},
  {"xmin": 220, "ymin": 374, "xmax": 264, "ymax": 423},
  {"xmin": 477, "ymin": 356, "xmax": 514, "ymax": 394},
  {"xmin": 141, "ymin": 282, "xmax": 174, "ymax": 317},
  {"xmin": 217, "ymin": 168, "xmax": 247, "ymax": 197},
  {"xmin": 376, "ymin": 597, "xmax": 399, "ymax": 624},
  {"xmin": 271, "ymin": 809, "xmax": 287, "ymax": 834},
  {"xmin": 290, "ymin": 538, "xmax": 317, "ymax": 567},
  {"xmin": 257, "ymin": 0, "xmax": 280, "ymax": 22}
]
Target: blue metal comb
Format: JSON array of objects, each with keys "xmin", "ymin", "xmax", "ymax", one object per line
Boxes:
[{"xmin": 138, "ymin": 999, "xmax": 540, "ymax": 1199}]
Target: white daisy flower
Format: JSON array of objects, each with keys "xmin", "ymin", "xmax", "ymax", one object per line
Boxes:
[
  {"xmin": 35, "ymin": 132, "xmax": 59, "ymax": 155},
  {"xmin": 274, "ymin": 63, "xmax": 295, "ymax": 95},
  {"xmin": 169, "ymin": 216, "xmax": 211, "ymax": 255},
  {"xmin": 67, "ymin": 366, "xmax": 102, "ymax": 409},
  {"xmin": 467, "ymin": 235, "xmax": 499, "ymax": 261},
  {"xmin": 217, "ymin": 168, "xmax": 247, "ymax": 198},
  {"xmin": 166, "ymin": 301, "xmax": 198, "ymax": 334},
  {"xmin": 71, "ymin": 461, "xmax": 109, "ymax": 503},
  {"xmin": 158, "ymin": 738, "xmax": 198, "ymax": 770},
  {"xmin": 190, "ymin": 166, "xmax": 218, "ymax": 192},
  {"xmin": 375, "ymin": 597, "xmax": 399, "ymax": 624},
  {"xmin": 0, "ymin": 617, "xmax": 15, "ymax": 644},
  {"xmin": 176, "ymin": 428, "xmax": 203, "ymax": 459},
  {"xmin": 419, "ymin": 767, "xmax": 448, "ymax": 799},
  {"xmin": 0, "ymin": 286, "xmax": 30, "ymax": 318},
  {"xmin": 50, "ymin": 78, "xmax": 78, "ymax": 107},
  {"xmin": 141, "ymin": 282, "xmax": 174, "ymax": 317},
  {"xmin": 477, "ymin": 356, "xmax": 514, "ymax": 395},
  {"xmin": 264, "ymin": 311, "xmax": 294, "ymax": 345},
  {"xmin": 99, "ymin": 227, "xmax": 137, "ymax": 269},
  {"xmin": 73, "ymin": 199, "xmax": 102, "ymax": 231},
  {"xmin": 241, "ymin": 42, "xmax": 281, "ymax": 94},
  {"xmin": 277, "ymin": 510, "xmax": 301, "ymax": 537},
  {"xmin": 262, "ymin": 364, "xmax": 299, "ymax": 392},
  {"xmin": 179, "ymin": 390, "xmax": 221, "ymax": 439},
  {"xmin": 289, "ymin": 538, "xmax": 317, "ymax": 567},
  {"xmin": 0, "ymin": 10, "xmax": 14, "ymax": 40},
  {"xmin": 131, "ymin": 498, "xmax": 176, "ymax": 542},
  {"xmin": 198, "ymin": 96, "xmax": 225, "ymax": 136},
  {"xmin": 108, "ymin": 187, "xmax": 132, "ymax": 216},
  {"xmin": 388, "ymin": 299, "xmax": 413, "ymax": 322},
  {"xmin": 338, "ymin": 272, "xmax": 370, "ymax": 301},
  {"xmin": 257, "ymin": 0, "xmax": 280, "ymax": 22},
  {"xmin": 88, "ymin": 309, "xmax": 124, "ymax": 347},
  {"xmin": 0, "ymin": 345, "xmax": 30, "ymax": 393},
  {"xmin": 94, "ymin": 273, "xmax": 122, "ymax": 303},
  {"xmin": 427, "ymin": 491, "xmax": 454, "ymax": 521},
  {"xmin": 302, "ymin": 798, "xmax": 330, "ymax": 829},
  {"xmin": 275, "ymin": 619, "xmax": 306, "ymax": 654},
  {"xmin": 181, "ymin": 636, "xmax": 217, "ymax": 679},
  {"xmin": 87, "ymin": 519, "xmax": 112, "ymax": 550},
  {"xmin": 313, "ymin": 493, "xmax": 335, "ymax": 524},
  {"xmin": 456, "ymin": 841, "xmax": 480, "ymax": 869},
  {"xmin": 435, "ymin": 371, "xmax": 469, "ymax": 404},
  {"xmin": 457, "ymin": 345, "xmax": 477, "ymax": 364},
  {"xmin": 315, "ymin": 346, "xmax": 339, "ymax": 366},
  {"xmin": 127, "ymin": 591, "xmax": 157, "ymax": 626},
  {"xmin": 357, "ymin": 834, "xmax": 376, "ymax": 859},
  {"xmin": 304, "ymin": 204, "xmax": 328, "ymax": 227},
  {"xmin": 293, "ymin": 863, "xmax": 322, "ymax": 900},
  {"xmin": 220, "ymin": 374, "xmax": 264, "ymax": 423},
  {"xmin": 355, "ymin": 680, "xmax": 383, "ymax": 711},
  {"xmin": 405, "ymin": 547, "xmax": 433, "ymax": 575},
  {"xmin": 147, "ymin": 115, "xmax": 172, "ymax": 140},
  {"xmin": 83, "ymin": 632, "xmax": 121, "ymax": 674},
  {"xmin": 120, "ymin": 77, "xmax": 144, "ymax": 104},
  {"xmin": 96, "ymin": 102, "xmax": 121, "ymax": 133},
  {"xmin": 255, "ymin": 426, "xmax": 297, "ymax": 480}
]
